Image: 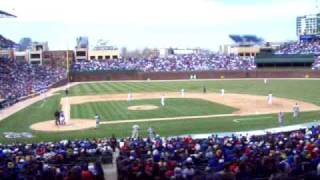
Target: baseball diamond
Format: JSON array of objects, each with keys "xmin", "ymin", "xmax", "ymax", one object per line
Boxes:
[{"xmin": 0, "ymin": 79, "xmax": 320, "ymax": 143}]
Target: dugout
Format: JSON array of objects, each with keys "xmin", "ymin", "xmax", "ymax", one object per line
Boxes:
[{"xmin": 255, "ymin": 54, "xmax": 315, "ymax": 68}]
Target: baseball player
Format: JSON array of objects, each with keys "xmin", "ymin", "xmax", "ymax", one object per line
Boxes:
[
  {"xmin": 203, "ymin": 86, "xmax": 207, "ymax": 94},
  {"xmin": 181, "ymin": 89, "xmax": 185, "ymax": 97},
  {"xmin": 127, "ymin": 92, "xmax": 132, "ymax": 103},
  {"xmin": 278, "ymin": 111, "xmax": 284, "ymax": 126},
  {"xmin": 95, "ymin": 113, "xmax": 100, "ymax": 128},
  {"xmin": 59, "ymin": 111, "xmax": 65, "ymax": 125},
  {"xmin": 264, "ymin": 78, "xmax": 268, "ymax": 84},
  {"xmin": 132, "ymin": 124, "xmax": 140, "ymax": 139},
  {"xmin": 161, "ymin": 95, "xmax": 165, "ymax": 107},
  {"xmin": 293, "ymin": 103, "xmax": 300, "ymax": 118},
  {"xmin": 147, "ymin": 127, "xmax": 155, "ymax": 140},
  {"xmin": 268, "ymin": 93, "xmax": 273, "ymax": 105},
  {"xmin": 54, "ymin": 110, "xmax": 60, "ymax": 126},
  {"xmin": 221, "ymin": 89, "xmax": 225, "ymax": 96}
]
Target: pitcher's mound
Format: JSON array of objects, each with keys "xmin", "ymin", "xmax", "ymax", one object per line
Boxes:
[
  {"xmin": 128, "ymin": 105, "xmax": 159, "ymax": 111},
  {"xmin": 30, "ymin": 119, "xmax": 96, "ymax": 132}
]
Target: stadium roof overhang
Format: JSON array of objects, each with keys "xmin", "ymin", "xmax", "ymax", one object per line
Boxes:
[{"xmin": 0, "ymin": 10, "xmax": 17, "ymax": 18}]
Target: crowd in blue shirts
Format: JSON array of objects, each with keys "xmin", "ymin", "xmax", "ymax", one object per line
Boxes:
[
  {"xmin": 0, "ymin": 59, "xmax": 66, "ymax": 108},
  {"xmin": 71, "ymin": 54, "xmax": 256, "ymax": 73},
  {"xmin": 0, "ymin": 138, "xmax": 115, "ymax": 180},
  {"xmin": 117, "ymin": 126, "xmax": 320, "ymax": 180}
]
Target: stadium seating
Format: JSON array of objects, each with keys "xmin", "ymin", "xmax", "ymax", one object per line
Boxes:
[
  {"xmin": 0, "ymin": 35, "xmax": 16, "ymax": 48},
  {"xmin": 71, "ymin": 54, "xmax": 256, "ymax": 72},
  {"xmin": 0, "ymin": 138, "xmax": 114, "ymax": 180},
  {"xmin": 0, "ymin": 58, "xmax": 66, "ymax": 108},
  {"xmin": 1, "ymin": 125, "xmax": 320, "ymax": 179},
  {"xmin": 117, "ymin": 126, "xmax": 320, "ymax": 180},
  {"xmin": 275, "ymin": 41, "xmax": 320, "ymax": 55}
]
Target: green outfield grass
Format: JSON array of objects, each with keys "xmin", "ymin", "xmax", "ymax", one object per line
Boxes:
[
  {"xmin": 0, "ymin": 79, "xmax": 320, "ymax": 143},
  {"xmin": 71, "ymin": 98, "xmax": 236, "ymax": 121}
]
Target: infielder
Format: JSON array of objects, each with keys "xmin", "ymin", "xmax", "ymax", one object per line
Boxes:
[
  {"xmin": 180, "ymin": 89, "xmax": 185, "ymax": 97},
  {"xmin": 127, "ymin": 92, "xmax": 132, "ymax": 102},
  {"xmin": 278, "ymin": 111, "xmax": 284, "ymax": 126},
  {"xmin": 95, "ymin": 114, "xmax": 100, "ymax": 128},
  {"xmin": 221, "ymin": 89, "xmax": 225, "ymax": 96},
  {"xmin": 132, "ymin": 124, "xmax": 140, "ymax": 139},
  {"xmin": 161, "ymin": 95, "xmax": 165, "ymax": 107},
  {"xmin": 268, "ymin": 93, "xmax": 273, "ymax": 105},
  {"xmin": 293, "ymin": 103, "xmax": 300, "ymax": 118}
]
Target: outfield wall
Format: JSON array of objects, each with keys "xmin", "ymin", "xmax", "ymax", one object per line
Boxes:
[{"xmin": 69, "ymin": 70, "xmax": 320, "ymax": 82}]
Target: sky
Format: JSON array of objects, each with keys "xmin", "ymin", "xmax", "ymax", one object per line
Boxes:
[{"xmin": 0, "ymin": 0, "xmax": 318, "ymax": 50}]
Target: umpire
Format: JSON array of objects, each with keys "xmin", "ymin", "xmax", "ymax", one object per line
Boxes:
[{"xmin": 54, "ymin": 110, "xmax": 60, "ymax": 126}]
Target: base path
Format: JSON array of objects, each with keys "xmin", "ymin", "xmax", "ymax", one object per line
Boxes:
[
  {"xmin": 128, "ymin": 105, "xmax": 159, "ymax": 111},
  {"xmin": 30, "ymin": 92, "xmax": 320, "ymax": 132}
]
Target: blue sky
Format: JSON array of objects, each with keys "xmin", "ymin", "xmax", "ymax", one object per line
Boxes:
[{"xmin": 0, "ymin": 0, "xmax": 318, "ymax": 50}]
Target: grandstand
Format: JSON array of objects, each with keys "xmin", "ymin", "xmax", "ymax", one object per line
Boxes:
[{"xmin": 0, "ymin": 34, "xmax": 16, "ymax": 49}]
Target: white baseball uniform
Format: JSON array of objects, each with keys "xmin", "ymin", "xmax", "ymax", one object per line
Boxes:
[
  {"xmin": 264, "ymin": 79, "xmax": 268, "ymax": 84},
  {"xmin": 293, "ymin": 104, "xmax": 300, "ymax": 118},
  {"xmin": 278, "ymin": 112, "xmax": 284, "ymax": 125},
  {"xmin": 181, "ymin": 89, "xmax": 185, "ymax": 97},
  {"xmin": 161, "ymin": 95, "xmax": 165, "ymax": 106},
  {"xmin": 127, "ymin": 92, "xmax": 132, "ymax": 102},
  {"xmin": 95, "ymin": 115, "xmax": 100, "ymax": 128},
  {"xmin": 221, "ymin": 89, "xmax": 225, "ymax": 96},
  {"xmin": 268, "ymin": 94, "xmax": 273, "ymax": 105},
  {"xmin": 132, "ymin": 124, "xmax": 140, "ymax": 139}
]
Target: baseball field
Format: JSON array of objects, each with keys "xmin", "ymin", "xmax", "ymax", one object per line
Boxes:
[{"xmin": 1, "ymin": 79, "xmax": 320, "ymax": 143}]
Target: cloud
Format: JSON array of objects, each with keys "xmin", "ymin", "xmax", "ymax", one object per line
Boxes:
[{"xmin": 2, "ymin": 0, "xmax": 315, "ymax": 25}]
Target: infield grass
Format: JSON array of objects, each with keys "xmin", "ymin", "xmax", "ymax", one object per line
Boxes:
[{"xmin": 71, "ymin": 98, "xmax": 236, "ymax": 121}]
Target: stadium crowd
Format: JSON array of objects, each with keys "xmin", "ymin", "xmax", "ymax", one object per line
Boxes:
[
  {"xmin": 0, "ymin": 125, "xmax": 320, "ymax": 179},
  {"xmin": 71, "ymin": 54, "xmax": 256, "ymax": 72},
  {"xmin": 0, "ymin": 138, "xmax": 114, "ymax": 180},
  {"xmin": 117, "ymin": 126, "xmax": 320, "ymax": 180},
  {"xmin": 0, "ymin": 58, "xmax": 66, "ymax": 108},
  {"xmin": 275, "ymin": 41, "xmax": 320, "ymax": 55}
]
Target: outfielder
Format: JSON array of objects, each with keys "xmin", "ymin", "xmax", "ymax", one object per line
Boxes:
[
  {"xmin": 161, "ymin": 95, "xmax": 165, "ymax": 107},
  {"xmin": 264, "ymin": 78, "xmax": 268, "ymax": 84},
  {"xmin": 180, "ymin": 89, "xmax": 185, "ymax": 97},
  {"xmin": 268, "ymin": 93, "xmax": 273, "ymax": 105},
  {"xmin": 132, "ymin": 124, "xmax": 140, "ymax": 139},
  {"xmin": 293, "ymin": 103, "xmax": 300, "ymax": 118}
]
